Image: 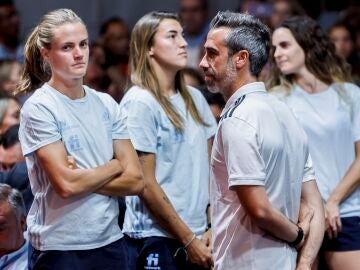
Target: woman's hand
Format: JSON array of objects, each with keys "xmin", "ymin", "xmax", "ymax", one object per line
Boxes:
[{"xmin": 325, "ymin": 200, "xmax": 342, "ymax": 239}]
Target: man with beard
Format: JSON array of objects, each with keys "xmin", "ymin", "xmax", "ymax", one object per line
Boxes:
[{"xmin": 200, "ymin": 11, "xmax": 325, "ymax": 270}]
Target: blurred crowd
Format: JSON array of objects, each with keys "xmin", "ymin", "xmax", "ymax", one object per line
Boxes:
[
  {"xmin": 0, "ymin": 0, "xmax": 360, "ymax": 268},
  {"xmin": 0, "ymin": 0, "xmax": 359, "ymax": 217}
]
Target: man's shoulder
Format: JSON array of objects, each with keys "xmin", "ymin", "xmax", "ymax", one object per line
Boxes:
[
  {"xmin": 220, "ymin": 95, "xmax": 247, "ymax": 121},
  {"xmin": 221, "ymin": 93, "xmax": 272, "ymax": 122}
]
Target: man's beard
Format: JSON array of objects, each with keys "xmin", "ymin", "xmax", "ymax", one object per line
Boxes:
[{"xmin": 207, "ymin": 60, "xmax": 236, "ymax": 94}]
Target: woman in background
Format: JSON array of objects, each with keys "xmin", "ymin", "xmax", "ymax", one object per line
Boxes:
[{"xmin": 269, "ymin": 16, "xmax": 360, "ymax": 270}]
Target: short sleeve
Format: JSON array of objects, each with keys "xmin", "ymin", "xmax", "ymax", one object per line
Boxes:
[
  {"xmin": 123, "ymin": 100, "xmax": 158, "ymax": 153},
  {"xmin": 302, "ymin": 152, "xmax": 315, "ymax": 183},
  {"xmin": 19, "ymin": 103, "xmax": 61, "ymax": 156},
  {"xmin": 100, "ymin": 93, "xmax": 129, "ymax": 140},
  {"xmin": 221, "ymin": 117, "xmax": 266, "ymax": 188}
]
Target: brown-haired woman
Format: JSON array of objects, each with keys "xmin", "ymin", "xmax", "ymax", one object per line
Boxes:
[{"xmin": 269, "ymin": 16, "xmax": 360, "ymax": 270}]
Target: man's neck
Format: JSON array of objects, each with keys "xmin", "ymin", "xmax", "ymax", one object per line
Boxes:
[{"xmin": 224, "ymin": 76, "xmax": 257, "ymax": 101}]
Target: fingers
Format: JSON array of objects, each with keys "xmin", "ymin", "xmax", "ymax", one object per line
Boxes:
[
  {"xmin": 298, "ymin": 208, "xmax": 314, "ymax": 236},
  {"xmin": 326, "ymin": 215, "xmax": 342, "ymax": 239},
  {"xmin": 67, "ymin": 155, "xmax": 77, "ymax": 169},
  {"xmin": 326, "ymin": 225, "xmax": 334, "ymax": 240},
  {"xmin": 187, "ymin": 239, "xmax": 212, "ymax": 268},
  {"xmin": 336, "ymin": 216, "xmax": 342, "ymax": 232}
]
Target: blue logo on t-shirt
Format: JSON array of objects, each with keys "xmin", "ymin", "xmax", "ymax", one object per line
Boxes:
[{"xmin": 68, "ymin": 135, "xmax": 82, "ymax": 151}]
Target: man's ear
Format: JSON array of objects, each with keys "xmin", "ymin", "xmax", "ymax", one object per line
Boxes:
[
  {"xmin": 234, "ymin": 50, "xmax": 249, "ymax": 69},
  {"xmin": 20, "ymin": 215, "xmax": 26, "ymax": 232}
]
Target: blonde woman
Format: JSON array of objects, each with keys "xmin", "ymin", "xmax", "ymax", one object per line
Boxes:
[
  {"xmin": 17, "ymin": 9, "xmax": 143, "ymax": 270},
  {"xmin": 269, "ymin": 16, "xmax": 360, "ymax": 270},
  {"xmin": 121, "ymin": 11, "xmax": 216, "ymax": 270}
]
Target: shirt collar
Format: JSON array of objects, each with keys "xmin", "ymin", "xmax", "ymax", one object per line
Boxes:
[
  {"xmin": 0, "ymin": 239, "xmax": 28, "ymax": 268},
  {"xmin": 221, "ymin": 82, "xmax": 266, "ymax": 117}
]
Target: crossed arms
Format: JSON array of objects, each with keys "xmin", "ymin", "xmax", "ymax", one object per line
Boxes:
[{"xmin": 35, "ymin": 139, "xmax": 144, "ymax": 198}]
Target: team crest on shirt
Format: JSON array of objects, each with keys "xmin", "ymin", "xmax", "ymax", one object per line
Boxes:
[
  {"xmin": 67, "ymin": 134, "xmax": 82, "ymax": 152},
  {"xmin": 144, "ymin": 253, "xmax": 160, "ymax": 269}
]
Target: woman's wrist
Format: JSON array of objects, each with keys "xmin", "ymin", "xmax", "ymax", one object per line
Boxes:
[{"xmin": 327, "ymin": 195, "xmax": 340, "ymax": 205}]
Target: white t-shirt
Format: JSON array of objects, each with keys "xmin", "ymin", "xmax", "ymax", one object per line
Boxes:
[
  {"xmin": 274, "ymin": 83, "xmax": 360, "ymax": 217},
  {"xmin": 211, "ymin": 82, "xmax": 315, "ymax": 270},
  {"xmin": 19, "ymin": 83, "xmax": 128, "ymax": 251},
  {"xmin": 121, "ymin": 85, "xmax": 217, "ymax": 238}
]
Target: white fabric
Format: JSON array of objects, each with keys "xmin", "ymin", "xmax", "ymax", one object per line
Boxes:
[
  {"xmin": 121, "ymin": 85, "xmax": 217, "ymax": 238},
  {"xmin": 273, "ymin": 83, "xmax": 360, "ymax": 217},
  {"xmin": 19, "ymin": 83, "xmax": 128, "ymax": 251},
  {"xmin": 211, "ymin": 82, "xmax": 315, "ymax": 270}
]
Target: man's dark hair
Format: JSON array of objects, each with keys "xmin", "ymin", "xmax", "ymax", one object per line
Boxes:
[{"xmin": 210, "ymin": 11, "xmax": 270, "ymax": 77}]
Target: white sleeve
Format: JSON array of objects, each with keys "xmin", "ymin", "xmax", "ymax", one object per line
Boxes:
[
  {"xmin": 124, "ymin": 100, "xmax": 158, "ymax": 154},
  {"xmin": 302, "ymin": 152, "xmax": 316, "ymax": 182},
  {"xmin": 101, "ymin": 93, "xmax": 129, "ymax": 140},
  {"xmin": 220, "ymin": 117, "xmax": 266, "ymax": 188},
  {"xmin": 19, "ymin": 102, "xmax": 61, "ymax": 156}
]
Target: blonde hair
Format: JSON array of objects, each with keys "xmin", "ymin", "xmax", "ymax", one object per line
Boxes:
[
  {"xmin": 130, "ymin": 11, "xmax": 208, "ymax": 132},
  {"xmin": 15, "ymin": 9, "xmax": 84, "ymax": 94}
]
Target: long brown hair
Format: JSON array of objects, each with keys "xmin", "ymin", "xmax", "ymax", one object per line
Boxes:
[
  {"xmin": 130, "ymin": 11, "xmax": 208, "ymax": 132},
  {"xmin": 267, "ymin": 16, "xmax": 352, "ymax": 92},
  {"xmin": 15, "ymin": 9, "xmax": 84, "ymax": 95}
]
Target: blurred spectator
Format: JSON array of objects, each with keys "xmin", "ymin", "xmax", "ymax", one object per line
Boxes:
[
  {"xmin": 269, "ymin": 0, "xmax": 306, "ymax": 29},
  {"xmin": 0, "ymin": 0, "xmax": 23, "ymax": 63},
  {"xmin": 106, "ymin": 66, "xmax": 127, "ymax": 102},
  {"xmin": 201, "ymin": 90, "xmax": 225, "ymax": 123},
  {"xmin": 179, "ymin": 0, "xmax": 209, "ymax": 69},
  {"xmin": 100, "ymin": 17, "xmax": 129, "ymax": 69},
  {"xmin": 239, "ymin": 0, "xmax": 272, "ymax": 25},
  {"xmin": 0, "ymin": 124, "xmax": 23, "ymax": 171},
  {"xmin": 0, "ymin": 124, "xmax": 32, "ymax": 212},
  {"xmin": 183, "ymin": 67, "xmax": 205, "ymax": 88},
  {"xmin": 84, "ymin": 60, "xmax": 107, "ymax": 92},
  {"xmin": 328, "ymin": 21, "xmax": 360, "ymax": 84},
  {"xmin": 99, "ymin": 17, "xmax": 130, "ymax": 101},
  {"xmin": 89, "ymin": 41, "xmax": 105, "ymax": 67},
  {"xmin": 84, "ymin": 42, "xmax": 109, "ymax": 92},
  {"xmin": 0, "ymin": 96, "xmax": 19, "ymax": 134},
  {"xmin": 0, "ymin": 183, "xmax": 27, "ymax": 270},
  {"xmin": 0, "ymin": 60, "xmax": 21, "ymax": 96},
  {"xmin": 342, "ymin": 7, "xmax": 360, "ymax": 62}
]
